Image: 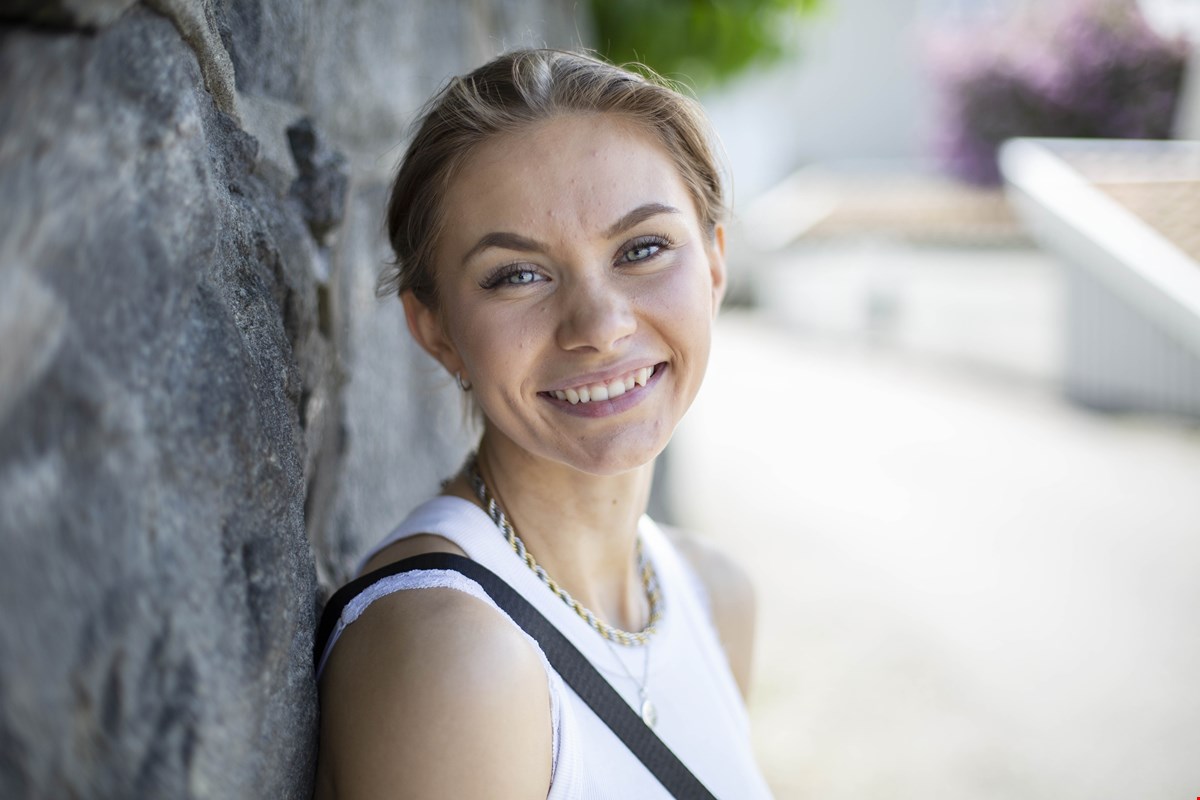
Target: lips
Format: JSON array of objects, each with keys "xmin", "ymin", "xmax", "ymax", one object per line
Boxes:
[{"xmin": 547, "ymin": 364, "xmax": 656, "ymax": 405}]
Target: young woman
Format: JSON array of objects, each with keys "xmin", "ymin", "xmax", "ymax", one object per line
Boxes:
[{"xmin": 314, "ymin": 49, "xmax": 773, "ymax": 799}]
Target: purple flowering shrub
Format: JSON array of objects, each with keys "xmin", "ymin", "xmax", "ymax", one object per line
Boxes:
[{"xmin": 927, "ymin": 0, "xmax": 1189, "ymax": 184}]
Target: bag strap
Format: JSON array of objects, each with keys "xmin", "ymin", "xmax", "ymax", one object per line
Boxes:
[{"xmin": 315, "ymin": 551, "xmax": 718, "ymax": 800}]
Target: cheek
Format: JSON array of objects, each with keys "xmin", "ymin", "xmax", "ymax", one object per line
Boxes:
[
  {"xmin": 645, "ymin": 263, "xmax": 716, "ymax": 333},
  {"xmin": 453, "ymin": 303, "xmax": 544, "ymax": 381},
  {"xmin": 657, "ymin": 266, "xmax": 717, "ymax": 384}
]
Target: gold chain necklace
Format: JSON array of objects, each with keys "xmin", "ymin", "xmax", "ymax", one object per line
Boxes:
[{"xmin": 466, "ymin": 456, "xmax": 662, "ymax": 646}]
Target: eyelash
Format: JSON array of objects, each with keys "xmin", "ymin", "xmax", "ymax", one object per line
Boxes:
[
  {"xmin": 478, "ymin": 233, "xmax": 676, "ymax": 290},
  {"xmin": 479, "ymin": 263, "xmax": 543, "ymax": 290},
  {"xmin": 620, "ymin": 234, "xmax": 675, "ymax": 264}
]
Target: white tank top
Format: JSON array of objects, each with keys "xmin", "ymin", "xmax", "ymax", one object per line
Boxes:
[{"xmin": 317, "ymin": 496, "xmax": 774, "ymax": 800}]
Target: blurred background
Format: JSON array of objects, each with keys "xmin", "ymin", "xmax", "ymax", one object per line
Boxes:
[
  {"xmin": 594, "ymin": 0, "xmax": 1200, "ymax": 796},
  {"xmin": 2, "ymin": 0, "xmax": 1197, "ymax": 796}
]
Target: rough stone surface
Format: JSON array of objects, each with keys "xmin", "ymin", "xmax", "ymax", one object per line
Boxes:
[
  {"xmin": 145, "ymin": 0, "xmax": 241, "ymax": 119},
  {"xmin": 0, "ymin": 0, "xmax": 583, "ymax": 797},
  {"xmin": 318, "ymin": 184, "xmax": 478, "ymax": 588},
  {"xmin": 307, "ymin": 0, "xmax": 585, "ymax": 180},
  {"xmin": 0, "ymin": 0, "xmax": 136, "ymax": 28},
  {"xmin": 287, "ymin": 117, "xmax": 349, "ymax": 244},
  {"xmin": 217, "ymin": 0, "xmax": 310, "ymax": 103},
  {"xmin": 0, "ymin": 11, "xmax": 321, "ymax": 796}
]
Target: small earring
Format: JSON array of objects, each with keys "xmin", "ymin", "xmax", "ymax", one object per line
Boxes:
[{"xmin": 456, "ymin": 372, "xmax": 472, "ymax": 392}]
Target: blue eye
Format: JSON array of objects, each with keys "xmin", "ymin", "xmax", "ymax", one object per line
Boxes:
[
  {"xmin": 620, "ymin": 235, "xmax": 672, "ymax": 264},
  {"xmin": 625, "ymin": 244, "xmax": 660, "ymax": 262},
  {"xmin": 505, "ymin": 269, "xmax": 539, "ymax": 285},
  {"xmin": 481, "ymin": 265, "xmax": 545, "ymax": 289}
]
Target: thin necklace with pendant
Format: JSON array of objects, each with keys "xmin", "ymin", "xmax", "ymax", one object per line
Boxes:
[
  {"xmin": 467, "ymin": 454, "xmax": 661, "ymax": 728},
  {"xmin": 602, "ymin": 634, "xmax": 657, "ymax": 729}
]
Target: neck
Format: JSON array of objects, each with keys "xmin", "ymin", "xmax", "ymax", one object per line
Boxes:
[{"xmin": 463, "ymin": 428, "xmax": 656, "ymax": 632}]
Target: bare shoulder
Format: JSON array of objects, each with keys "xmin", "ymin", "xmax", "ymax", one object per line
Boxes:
[
  {"xmin": 663, "ymin": 526, "xmax": 758, "ymax": 700},
  {"xmin": 315, "ymin": 575, "xmax": 552, "ymax": 799}
]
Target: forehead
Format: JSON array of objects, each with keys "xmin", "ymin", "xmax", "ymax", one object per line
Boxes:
[{"xmin": 440, "ymin": 114, "xmax": 697, "ymax": 244}]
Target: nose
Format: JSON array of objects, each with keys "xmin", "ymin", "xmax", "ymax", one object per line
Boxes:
[{"xmin": 554, "ymin": 274, "xmax": 637, "ymax": 353}]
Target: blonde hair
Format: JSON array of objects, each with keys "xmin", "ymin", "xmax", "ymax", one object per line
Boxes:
[{"xmin": 380, "ymin": 48, "xmax": 726, "ymax": 307}]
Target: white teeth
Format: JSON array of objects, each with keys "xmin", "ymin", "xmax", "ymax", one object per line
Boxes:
[{"xmin": 553, "ymin": 365, "xmax": 657, "ymax": 404}]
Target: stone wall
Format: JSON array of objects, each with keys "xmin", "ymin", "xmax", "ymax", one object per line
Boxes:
[{"xmin": 0, "ymin": 2, "xmax": 582, "ymax": 796}]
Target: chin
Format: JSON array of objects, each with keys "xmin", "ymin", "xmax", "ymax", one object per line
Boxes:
[{"xmin": 557, "ymin": 428, "xmax": 673, "ymax": 478}]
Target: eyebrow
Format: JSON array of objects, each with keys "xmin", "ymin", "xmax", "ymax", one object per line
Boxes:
[
  {"xmin": 461, "ymin": 203, "xmax": 683, "ymax": 266},
  {"xmin": 603, "ymin": 203, "xmax": 682, "ymax": 238},
  {"xmin": 462, "ymin": 232, "xmax": 547, "ymax": 264}
]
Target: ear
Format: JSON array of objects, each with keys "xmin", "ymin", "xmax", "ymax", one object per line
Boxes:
[
  {"xmin": 708, "ymin": 224, "xmax": 728, "ymax": 316},
  {"xmin": 401, "ymin": 290, "xmax": 465, "ymax": 378}
]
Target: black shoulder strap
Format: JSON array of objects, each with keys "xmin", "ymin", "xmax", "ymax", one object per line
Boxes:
[{"xmin": 315, "ymin": 552, "xmax": 718, "ymax": 800}]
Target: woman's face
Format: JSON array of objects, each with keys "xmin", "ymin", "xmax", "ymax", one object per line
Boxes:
[{"xmin": 405, "ymin": 113, "xmax": 726, "ymax": 476}]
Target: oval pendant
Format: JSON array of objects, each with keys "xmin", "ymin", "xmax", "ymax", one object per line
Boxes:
[{"xmin": 640, "ymin": 698, "xmax": 658, "ymax": 729}]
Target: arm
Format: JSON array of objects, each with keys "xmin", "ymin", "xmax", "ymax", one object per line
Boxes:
[
  {"xmin": 315, "ymin": 586, "xmax": 553, "ymax": 800},
  {"xmin": 668, "ymin": 531, "xmax": 758, "ymax": 700}
]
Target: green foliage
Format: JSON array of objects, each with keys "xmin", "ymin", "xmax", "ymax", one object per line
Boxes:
[{"xmin": 589, "ymin": 0, "xmax": 822, "ymax": 90}]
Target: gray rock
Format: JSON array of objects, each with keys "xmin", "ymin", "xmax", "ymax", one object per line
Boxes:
[
  {"xmin": 0, "ymin": 10, "xmax": 320, "ymax": 797},
  {"xmin": 216, "ymin": 0, "xmax": 311, "ymax": 103},
  {"xmin": 143, "ymin": 0, "xmax": 241, "ymax": 120},
  {"xmin": 0, "ymin": 0, "xmax": 136, "ymax": 28},
  {"xmin": 287, "ymin": 117, "xmax": 349, "ymax": 245},
  {"xmin": 318, "ymin": 184, "xmax": 478, "ymax": 589},
  {"xmin": 305, "ymin": 0, "xmax": 585, "ymax": 182}
]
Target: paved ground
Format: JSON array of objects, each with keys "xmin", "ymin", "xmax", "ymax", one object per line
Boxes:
[{"xmin": 664, "ymin": 246, "xmax": 1200, "ymax": 799}]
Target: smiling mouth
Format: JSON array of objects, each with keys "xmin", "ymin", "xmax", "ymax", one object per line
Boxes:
[{"xmin": 544, "ymin": 364, "xmax": 660, "ymax": 405}]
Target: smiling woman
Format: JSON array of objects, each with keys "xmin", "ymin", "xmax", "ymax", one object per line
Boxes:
[{"xmin": 313, "ymin": 49, "xmax": 772, "ymax": 799}]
